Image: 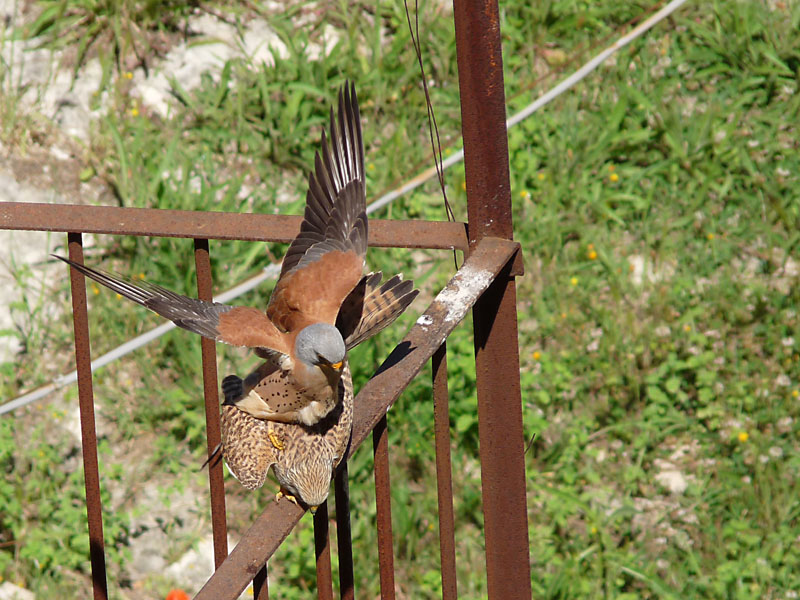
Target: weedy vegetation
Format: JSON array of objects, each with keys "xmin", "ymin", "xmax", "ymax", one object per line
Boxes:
[{"xmin": 0, "ymin": 0, "xmax": 798, "ymax": 598}]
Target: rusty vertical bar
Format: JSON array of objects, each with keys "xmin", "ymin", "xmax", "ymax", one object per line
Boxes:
[
  {"xmin": 432, "ymin": 345, "xmax": 458, "ymax": 600},
  {"xmin": 193, "ymin": 239, "xmax": 229, "ymax": 568},
  {"xmin": 314, "ymin": 501, "xmax": 334, "ymax": 600},
  {"xmin": 253, "ymin": 564, "xmax": 269, "ymax": 600},
  {"xmin": 333, "ymin": 464, "xmax": 355, "ymax": 600},
  {"xmin": 66, "ymin": 232, "xmax": 109, "ymax": 600},
  {"xmin": 452, "ymin": 0, "xmax": 532, "ymax": 598},
  {"xmin": 372, "ymin": 416, "xmax": 396, "ymax": 600}
]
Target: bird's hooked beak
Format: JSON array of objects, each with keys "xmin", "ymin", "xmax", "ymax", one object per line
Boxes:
[{"xmin": 319, "ymin": 359, "xmax": 343, "ymax": 373}]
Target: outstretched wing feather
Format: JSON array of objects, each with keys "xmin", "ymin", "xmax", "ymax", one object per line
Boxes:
[
  {"xmin": 336, "ymin": 272, "xmax": 419, "ymax": 350},
  {"xmin": 55, "ymin": 255, "xmax": 290, "ymax": 355},
  {"xmin": 277, "ymin": 82, "xmax": 366, "ymax": 282}
]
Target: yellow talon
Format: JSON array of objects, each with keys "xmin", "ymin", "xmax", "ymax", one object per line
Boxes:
[
  {"xmin": 276, "ymin": 488, "xmax": 300, "ymax": 506},
  {"xmin": 268, "ymin": 431, "xmax": 285, "ymax": 450}
]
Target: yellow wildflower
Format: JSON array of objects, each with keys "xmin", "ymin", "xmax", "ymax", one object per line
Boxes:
[
  {"xmin": 533, "ymin": 351, "xmax": 541, "ymax": 361},
  {"xmin": 707, "ymin": 233, "xmax": 715, "ymax": 241},
  {"xmin": 588, "ymin": 249, "xmax": 597, "ymax": 260},
  {"xmin": 570, "ymin": 277, "xmax": 578, "ymax": 286},
  {"xmin": 537, "ymin": 172, "xmax": 545, "ymax": 181},
  {"xmin": 737, "ymin": 431, "xmax": 749, "ymax": 443},
  {"xmin": 609, "ymin": 172, "xmax": 619, "ymax": 183}
]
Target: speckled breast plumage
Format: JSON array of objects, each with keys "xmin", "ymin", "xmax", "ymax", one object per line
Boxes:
[{"xmin": 220, "ymin": 362, "xmax": 353, "ymax": 501}]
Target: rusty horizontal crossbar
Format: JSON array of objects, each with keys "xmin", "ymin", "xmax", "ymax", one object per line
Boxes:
[
  {"xmin": 193, "ymin": 236, "xmax": 520, "ymax": 600},
  {"xmin": 0, "ymin": 202, "xmax": 468, "ymax": 251}
]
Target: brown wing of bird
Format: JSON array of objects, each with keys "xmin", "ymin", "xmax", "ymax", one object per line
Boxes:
[
  {"xmin": 267, "ymin": 82, "xmax": 367, "ymax": 334},
  {"xmin": 53, "ymin": 255, "xmax": 291, "ymax": 356},
  {"xmin": 53, "ymin": 83, "xmax": 368, "ymax": 358},
  {"xmin": 336, "ymin": 272, "xmax": 419, "ymax": 350}
]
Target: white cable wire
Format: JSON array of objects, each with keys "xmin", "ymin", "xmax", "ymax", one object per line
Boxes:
[
  {"xmin": 0, "ymin": 264, "xmax": 283, "ymax": 416},
  {"xmin": 369, "ymin": 0, "xmax": 687, "ymax": 211},
  {"xmin": 1, "ymin": 0, "xmax": 687, "ymax": 415}
]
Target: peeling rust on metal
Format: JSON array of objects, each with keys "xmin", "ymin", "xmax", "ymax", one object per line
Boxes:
[
  {"xmin": 194, "ymin": 240, "xmax": 228, "ymax": 568},
  {"xmin": 66, "ymin": 234, "xmax": 109, "ymax": 600},
  {"xmin": 195, "ymin": 499, "xmax": 304, "ymax": 599},
  {"xmin": 432, "ymin": 345, "xmax": 458, "ymax": 600},
  {"xmin": 0, "ymin": 202, "xmax": 468, "ymax": 251},
  {"xmin": 193, "ymin": 237, "xmax": 518, "ymax": 599},
  {"xmin": 373, "ymin": 416, "xmax": 396, "ymax": 599},
  {"xmin": 455, "ymin": 0, "xmax": 533, "ymax": 596}
]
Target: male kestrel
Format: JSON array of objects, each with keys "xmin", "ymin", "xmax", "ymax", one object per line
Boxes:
[{"xmin": 55, "ymin": 83, "xmax": 411, "ymax": 430}]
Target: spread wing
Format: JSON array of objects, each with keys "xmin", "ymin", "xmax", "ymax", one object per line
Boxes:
[
  {"xmin": 336, "ymin": 272, "xmax": 419, "ymax": 350},
  {"xmin": 267, "ymin": 82, "xmax": 367, "ymax": 333},
  {"xmin": 55, "ymin": 256, "xmax": 291, "ymax": 356}
]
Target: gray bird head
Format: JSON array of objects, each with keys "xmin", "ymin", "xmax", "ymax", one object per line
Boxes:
[
  {"xmin": 275, "ymin": 458, "xmax": 335, "ymax": 510},
  {"xmin": 295, "ymin": 323, "xmax": 346, "ymax": 370}
]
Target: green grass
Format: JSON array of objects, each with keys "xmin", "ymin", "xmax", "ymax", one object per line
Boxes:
[{"xmin": 1, "ymin": 0, "xmax": 799, "ymax": 598}]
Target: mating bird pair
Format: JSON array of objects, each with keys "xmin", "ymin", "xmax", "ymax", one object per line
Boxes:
[{"xmin": 57, "ymin": 83, "xmax": 418, "ymax": 511}]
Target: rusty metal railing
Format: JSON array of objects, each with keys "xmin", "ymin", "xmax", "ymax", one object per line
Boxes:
[
  {"xmin": 0, "ymin": 0, "xmax": 533, "ymax": 597},
  {"xmin": 194, "ymin": 236, "xmax": 522, "ymax": 599}
]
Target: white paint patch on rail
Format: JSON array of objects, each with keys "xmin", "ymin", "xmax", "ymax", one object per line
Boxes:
[{"xmin": 433, "ymin": 262, "xmax": 493, "ymax": 324}]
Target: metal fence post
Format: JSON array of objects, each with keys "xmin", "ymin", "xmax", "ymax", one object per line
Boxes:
[
  {"xmin": 66, "ymin": 233, "xmax": 109, "ymax": 600},
  {"xmin": 452, "ymin": 0, "xmax": 533, "ymax": 597}
]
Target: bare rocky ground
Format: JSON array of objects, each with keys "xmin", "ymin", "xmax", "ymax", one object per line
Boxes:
[{"xmin": 0, "ymin": 3, "xmax": 304, "ymax": 597}]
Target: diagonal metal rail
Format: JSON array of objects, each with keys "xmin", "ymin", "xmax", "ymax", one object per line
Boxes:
[{"xmin": 193, "ymin": 236, "xmax": 521, "ymax": 600}]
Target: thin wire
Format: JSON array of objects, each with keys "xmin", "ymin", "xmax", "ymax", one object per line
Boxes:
[
  {"xmin": 404, "ymin": 0, "xmax": 455, "ymax": 224},
  {"xmin": 368, "ymin": 0, "xmax": 688, "ymax": 212},
  {"xmin": 370, "ymin": 0, "xmax": 671, "ymax": 201},
  {"xmin": 403, "ymin": 0, "xmax": 458, "ymax": 271},
  {"xmin": 1, "ymin": 0, "xmax": 688, "ymax": 416}
]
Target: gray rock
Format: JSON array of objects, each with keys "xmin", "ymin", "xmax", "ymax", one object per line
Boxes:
[{"xmin": 0, "ymin": 582, "xmax": 35, "ymax": 600}]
